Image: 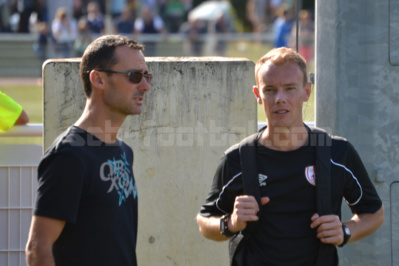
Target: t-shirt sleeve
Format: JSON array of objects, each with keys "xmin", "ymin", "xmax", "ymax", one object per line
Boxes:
[
  {"xmin": 199, "ymin": 151, "xmax": 243, "ymax": 217},
  {"xmin": 0, "ymin": 92, "xmax": 23, "ymax": 132},
  {"xmin": 343, "ymin": 142, "xmax": 382, "ymax": 214},
  {"xmin": 34, "ymin": 151, "xmax": 85, "ymax": 223}
]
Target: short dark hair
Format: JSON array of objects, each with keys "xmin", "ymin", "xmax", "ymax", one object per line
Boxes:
[{"xmin": 79, "ymin": 35, "xmax": 144, "ymax": 97}]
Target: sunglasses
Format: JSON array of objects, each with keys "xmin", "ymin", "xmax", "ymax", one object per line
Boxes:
[{"xmin": 97, "ymin": 69, "xmax": 152, "ymax": 84}]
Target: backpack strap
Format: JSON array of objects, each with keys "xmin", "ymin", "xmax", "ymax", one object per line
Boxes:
[
  {"xmin": 309, "ymin": 127, "xmax": 337, "ymax": 265},
  {"xmin": 238, "ymin": 133, "xmax": 261, "ymax": 233},
  {"xmin": 310, "ymin": 127, "xmax": 333, "ymax": 215},
  {"xmin": 228, "ymin": 132, "xmax": 260, "ymax": 266}
]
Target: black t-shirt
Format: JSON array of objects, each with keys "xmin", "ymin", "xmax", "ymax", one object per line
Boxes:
[
  {"xmin": 199, "ymin": 127, "xmax": 382, "ymax": 265},
  {"xmin": 34, "ymin": 126, "xmax": 138, "ymax": 266}
]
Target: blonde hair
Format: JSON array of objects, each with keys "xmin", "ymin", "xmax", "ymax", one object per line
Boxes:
[{"xmin": 255, "ymin": 47, "xmax": 308, "ymax": 87}]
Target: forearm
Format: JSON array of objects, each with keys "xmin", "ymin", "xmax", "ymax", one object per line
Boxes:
[
  {"xmin": 26, "ymin": 216, "xmax": 65, "ymax": 266},
  {"xmin": 26, "ymin": 242, "xmax": 55, "ymax": 266},
  {"xmin": 196, "ymin": 214, "xmax": 230, "ymax": 241},
  {"xmin": 344, "ymin": 205, "xmax": 384, "ymax": 244},
  {"xmin": 15, "ymin": 110, "xmax": 29, "ymax": 125}
]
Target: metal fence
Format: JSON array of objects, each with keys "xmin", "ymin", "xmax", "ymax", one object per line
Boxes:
[{"xmin": 0, "ymin": 166, "xmax": 38, "ymax": 266}]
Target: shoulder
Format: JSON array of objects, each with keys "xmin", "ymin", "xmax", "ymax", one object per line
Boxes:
[
  {"xmin": 223, "ymin": 132, "xmax": 259, "ymax": 164},
  {"xmin": 43, "ymin": 127, "xmax": 91, "ymax": 161},
  {"xmin": 308, "ymin": 126, "xmax": 347, "ymax": 145},
  {"xmin": 221, "ymin": 143, "xmax": 240, "ymax": 170},
  {"xmin": 117, "ymin": 139, "xmax": 134, "ymax": 156},
  {"xmin": 318, "ymin": 132, "xmax": 360, "ymax": 163}
]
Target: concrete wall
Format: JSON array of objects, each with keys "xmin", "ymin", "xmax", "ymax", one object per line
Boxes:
[
  {"xmin": 43, "ymin": 57, "xmax": 256, "ymax": 265},
  {"xmin": 316, "ymin": 0, "xmax": 398, "ymax": 265}
]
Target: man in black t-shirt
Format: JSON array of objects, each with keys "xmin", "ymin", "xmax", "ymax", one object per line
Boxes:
[
  {"xmin": 26, "ymin": 35, "xmax": 152, "ymax": 266},
  {"xmin": 196, "ymin": 47, "xmax": 384, "ymax": 265}
]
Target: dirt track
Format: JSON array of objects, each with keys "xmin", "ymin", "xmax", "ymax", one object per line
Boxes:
[{"xmin": 0, "ymin": 77, "xmax": 41, "ymax": 86}]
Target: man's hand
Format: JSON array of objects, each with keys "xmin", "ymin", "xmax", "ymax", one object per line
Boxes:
[
  {"xmin": 310, "ymin": 213, "xmax": 344, "ymax": 246},
  {"xmin": 229, "ymin": 195, "xmax": 270, "ymax": 233}
]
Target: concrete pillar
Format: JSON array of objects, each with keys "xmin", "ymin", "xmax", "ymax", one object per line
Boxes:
[
  {"xmin": 43, "ymin": 57, "xmax": 256, "ymax": 265},
  {"xmin": 316, "ymin": 0, "xmax": 397, "ymax": 264}
]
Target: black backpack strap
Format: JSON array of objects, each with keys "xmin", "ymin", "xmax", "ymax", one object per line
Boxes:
[
  {"xmin": 228, "ymin": 132, "xmax": 260, "ymax": 266},
  {"xmin": 309, "ymin": 127, "xmax": 337, "ymax": 265},
  {"xmin": 310, "ymin": 127, "xmax": 333, "ymax": 215},
  {"xmin": 239, "ymin": 133, "xmax": 262, "ymax": 213}
]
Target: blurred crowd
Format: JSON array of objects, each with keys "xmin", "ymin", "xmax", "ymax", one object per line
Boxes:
[
  {"xmin": 247, "ymin": 0, "xmax": 314, "ymax": 62},
  {"xmin": 0, "ymin": 0, "xmax": 314, "ymax": 61}
]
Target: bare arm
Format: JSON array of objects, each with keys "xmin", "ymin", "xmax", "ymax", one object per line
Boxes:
[
  {"xmin": 196, "ymin": 214, "xmax": 229, "ymax": 241},
  {"xmin": 196, "ymin": 195, "xmax": 270, "ymax": 241},
  {"xmin": 14, "ymin": 110, "xmax": 29, "ymax": 125},
  {"xmin": 344, "ymin": 205, "xmax": 384, "ymax": 244},
  {"xmin": 26, "ymin": 216, "xmax": 66, "ymax": 266},
  {"xmin": 310, "ymin": 205, "xmax": 384, "ymax": 246}
]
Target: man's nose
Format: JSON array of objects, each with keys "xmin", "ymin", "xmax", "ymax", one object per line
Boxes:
[
  {"xmin": 138, "ymin": 78, "xmax": 151, "ymax": 92},
  {"xmin": 275, "ymin": 89, "xmax": 286, "ymax": 104}
]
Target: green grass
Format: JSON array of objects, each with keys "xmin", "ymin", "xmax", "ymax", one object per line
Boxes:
[
  {"xmin": 0, "ymin": 85, "xmax": 42, "ymax": 123},
  {"xmin": 0, "ymin": 84, "xmax": 43, "ymax": 144},
  {"xmin": 225, "ymin": 40, "xmax": 273, "ymax": 63}
]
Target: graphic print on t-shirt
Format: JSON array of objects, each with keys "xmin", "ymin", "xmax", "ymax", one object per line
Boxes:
[
  {"xmin": 99, "ymin": 152, "xmax": 137, "ymax": 206},
  {"xmin": 305, "ymin": 165, "xmax": 316, "ymax": 186}
]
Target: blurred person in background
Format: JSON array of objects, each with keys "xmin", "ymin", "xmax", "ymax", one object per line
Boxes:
[
  {"xmin": 134, "ymin": 5, "xmax": 165, "ymax": 56},
  {"xmin": 164, "ymin": 0, "xmax": 186, "ymax": 33},
  {"xmin": 125, "ymin": 0, "xmax": 138, "ymax": 19},
  {"xmin": 111, "ymin": 0, "xmax": 126, "ymax": 18},
  {"xmin": 0, "ymin": 91, "xmax": 29, "ymax": 132},
  {"xmin": 73, "ymin": 18, "xmax": 92, "ymax": 57},
  {"xmin": 86, "ymin": 1, "xmax": 105, "ymax": 34},
  {"xmin": 180, "ymin": 18, "xmax": 207, "ymax": 56},
  {"xmin": 33, "ymin": 21, "xmax": 50, "ymax": 77},
  {"xmin": 52, "ymin": 7, "xmax": 77, "ymax": 58},
  {"xmin": 17, "ymin": 0, "xmax": 36, "ymax": 33},
  {"xmin": 114, "ymin": 5, "xmax": 135, "ymax": 35},
  {"xmin": 291, "ymin": 9, "xmax": 314, "ymax": 63},
  {"xmin": 214, "ymin": 12, "xmax": 234, "ymax": 56},
  {"xmin": 246, "ymin": 0, "xmax": 282, "ymax": 43},
  {"xmin": 72, "ymin": 0, "xmax": 85, "ymax": 21},
  {"xmin": 273, "ymin": 5, "xmax": 294, "ymax": 48},
  {"xmin": 0, "ymin": 0, "xmax": 12, "ymax": 32}
]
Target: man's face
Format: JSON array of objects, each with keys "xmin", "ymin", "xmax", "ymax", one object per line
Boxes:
[
  {"xmin": 254, "ymin": 61, "xmax": 311, "ymax": 130},
  {"xmin": 102, "ymin": 46, "xmax": 151, "ymax": 116}
]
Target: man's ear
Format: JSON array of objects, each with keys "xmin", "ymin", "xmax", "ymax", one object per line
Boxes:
[
  {"xmin": 253, "ymin": 86, "xmax": 262, "ymax": 104},
  {"xmin": 89, "ymin": 70, "xmax": 105, "ymax": 91}
]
